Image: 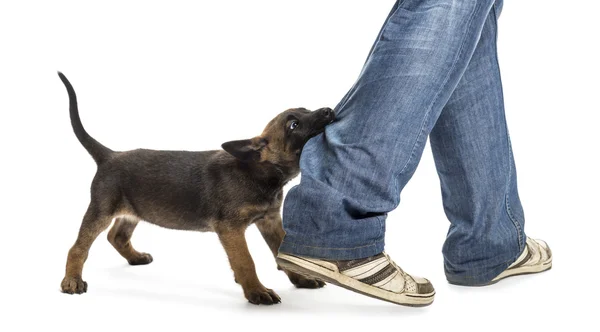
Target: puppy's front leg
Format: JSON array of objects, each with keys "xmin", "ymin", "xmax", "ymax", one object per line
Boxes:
[
  {"xmin": 256, "ymin": 214, "xmax": 325, "ymax": 289},
  {"xmin": 216, "ymin": 226, "xmax": 281, "ymax": 305}
]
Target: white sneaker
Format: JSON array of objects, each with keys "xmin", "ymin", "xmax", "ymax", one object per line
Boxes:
[
  {"xmin": 489, "ymin": 237, "xmax": 552, "ymax": 284},
  {"xmin": 277, "ymin": 252, "xmax": 435, "ymax": 306}
]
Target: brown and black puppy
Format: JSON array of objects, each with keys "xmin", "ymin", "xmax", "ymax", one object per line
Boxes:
[{"xmin": 58, "ymin": 72, "xmax": 334, "ymax": 305}]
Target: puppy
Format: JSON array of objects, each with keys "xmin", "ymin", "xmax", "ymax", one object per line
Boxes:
[{"xmin": 58, "ymin": 72, "xmax": 334, "ymax": 304}]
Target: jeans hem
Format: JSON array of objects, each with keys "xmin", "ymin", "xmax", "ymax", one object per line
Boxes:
[
  {"xmin": 445, "ymin": 264, "xmax": 509, "ymax": 286},
  {"xmin": 444, "ymin": 246, "xmax": 523, "ymax": 286},
  {"xmin": 278, "ymin": 239, "xmax": 385, "ymax": 261}
]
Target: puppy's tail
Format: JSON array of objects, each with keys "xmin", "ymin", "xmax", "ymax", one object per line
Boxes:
[{"xmin": 58, "ymin": 72, "xmax": 114, "ymax": 164}]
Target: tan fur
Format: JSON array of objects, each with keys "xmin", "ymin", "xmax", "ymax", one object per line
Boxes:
[
  {"xmin": 216, "ymin": 225, "xmax": 281, "ymax": 304},
  {"xmin": 107, "ymin": 218, "xmax": 153, "ymax": 265}
]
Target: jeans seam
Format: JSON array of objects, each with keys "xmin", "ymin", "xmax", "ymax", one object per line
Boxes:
[
  {"xmin": 491, "ymin": 3, "xmax": 524, "ymax": 253},
  {"xmin": 505, "ymin": 151, "xmax": 524, "ymax": 251},
  {"xmin": 376, "ymin": 214, "xmax": 385, "ymax": 240}
]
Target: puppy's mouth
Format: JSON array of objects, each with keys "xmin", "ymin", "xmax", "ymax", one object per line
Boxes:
[
  {"xmin": 306, "ymin": 117, "xmax": 335, "ymax": 141},
  {"xmin": 307, "ymin": 107, "xmax": 336, "ymax": 138},
  {"xmin": 296, "ymin": 109, "xmax": 336, "ymax": 156}
]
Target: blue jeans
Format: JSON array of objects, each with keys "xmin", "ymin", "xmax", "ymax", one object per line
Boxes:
[{"xmin": 279, "ymin": 0, "xmax": 526, "ymax": 286}]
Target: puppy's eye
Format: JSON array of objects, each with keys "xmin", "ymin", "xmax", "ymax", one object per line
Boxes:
[{"xmin": 289, "ymin": 121, "xmax": 299, "ymax": 130}]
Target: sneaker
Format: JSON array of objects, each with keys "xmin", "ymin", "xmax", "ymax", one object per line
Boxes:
[
  {"xmin": 276, "ymin": 252, "xmax": 435, "ymax": 306},
  {"xmin": 489, "ymin": 237, "xmax": 552, "ymax": 284}
]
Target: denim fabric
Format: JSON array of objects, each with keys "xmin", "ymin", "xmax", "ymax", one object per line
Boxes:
[{"xmin": 280, "ymin": 0, "xmax": 526, "ymax": 286}]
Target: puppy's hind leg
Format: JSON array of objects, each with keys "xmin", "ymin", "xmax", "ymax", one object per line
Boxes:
[
  {"xmin": 255, "ymin": 214, "xmax": 325, "ymax": 289},
  {"xmin": 107, "ymin": 218, "xmax": 153, "ymax": 266},
  {"xmin": 61, "ymin": 203, "xmax": 112, "ymax": 294}
]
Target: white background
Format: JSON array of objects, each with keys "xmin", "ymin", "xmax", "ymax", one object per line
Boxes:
[{"xmin": 1, "ymin": 1, "xmax": 599, "ymax": 331}]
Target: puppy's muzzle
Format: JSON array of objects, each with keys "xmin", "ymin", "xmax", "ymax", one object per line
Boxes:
[
  {"xmin": 316, "ymin": 107, "xmax": 336, "ymax": 124},
  {"xmin": 306, "ymin": 107, "xmax": 336, "ymax": 140}
]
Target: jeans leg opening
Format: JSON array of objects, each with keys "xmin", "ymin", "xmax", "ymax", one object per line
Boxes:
[{"xmin": 279, "ymin": 239, "xmax": 386, "ymax": 261}]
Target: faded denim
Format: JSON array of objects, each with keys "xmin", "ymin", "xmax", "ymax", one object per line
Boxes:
[{"xmin": 279, "ymin": 0, "xmax": 526, "ymax": 286}]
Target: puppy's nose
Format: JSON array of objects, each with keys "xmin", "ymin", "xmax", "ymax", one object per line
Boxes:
[{"xmin": 318, "ymin": 107, "xmax": 334, "ymax": 118}]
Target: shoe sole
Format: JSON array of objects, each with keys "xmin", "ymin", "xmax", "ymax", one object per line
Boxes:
[
  {"xmin": 487, "ymin": 259, "xmax": 552, "ymax": 285},
  {"xmin": 277, "ymin": 254, "xmax": 435, "ymax": 307}
]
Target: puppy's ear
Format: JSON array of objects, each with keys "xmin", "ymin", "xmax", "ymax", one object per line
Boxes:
[{"xmin": 222, "ymin": 137, "xmax": 267, "ymax": 162}]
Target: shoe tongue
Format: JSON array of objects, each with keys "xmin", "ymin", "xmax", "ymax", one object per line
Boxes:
[{"xmin": 334, "ymin": 253, "xmax": 387, "ymax": 272}]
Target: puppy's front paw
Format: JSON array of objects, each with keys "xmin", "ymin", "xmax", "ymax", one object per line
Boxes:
[
  {"xmin": 245, "ymin": 287, "xmax": 281, "ymax": 305},
  {"xmin": 127, "ymin": 252, "xmax": 153, "ymax": 266},
  {"xmin": 288, "ymin": 272, "xmax": 326, "ymax": 289},
  {"xmin": 61, "ymin": 276, "xmax": 88, "ymax": 294}
]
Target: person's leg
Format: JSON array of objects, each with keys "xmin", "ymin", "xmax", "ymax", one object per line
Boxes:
[
  {"xmin": 428, "ymin": 0, "xmax": 524, "ymax": 285},
  {"xmin": 431, "ymin": 0, "xmax": 550, "ymax": 286},
  {"xmin": 280, "ymin": 0, "xmax": 498, "ymax": 259}
]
